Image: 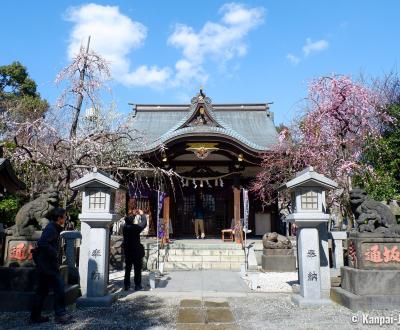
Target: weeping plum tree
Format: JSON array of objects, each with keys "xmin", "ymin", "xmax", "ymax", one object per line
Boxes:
[
  {"xmin": 253, "ymin": 75, "xmax": 392, "ymax": 230},
  {"xmin": 1, "ymin": 39, "xmax": 148, "ymax": 206}
]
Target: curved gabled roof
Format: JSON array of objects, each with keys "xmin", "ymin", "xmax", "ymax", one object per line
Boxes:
[{"xmin": 127, "ymin": 91, "xmax": 278, "ymax": 153}]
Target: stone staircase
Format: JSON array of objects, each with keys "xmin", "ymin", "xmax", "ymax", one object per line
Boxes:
[{"xmin": 161, "ymin": 241, "xmax": 245, "ymax": 271}]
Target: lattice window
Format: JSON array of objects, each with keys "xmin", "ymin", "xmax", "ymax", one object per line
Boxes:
[
  {"xmin": 88, "ymin": 190, "xmax": 107, "ymax": 210},
  {"xmin": 301, "ymin": 190, "xmax": 318, "ymax": 210}
]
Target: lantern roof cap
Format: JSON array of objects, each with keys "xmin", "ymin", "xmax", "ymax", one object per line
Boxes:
[
  {"xmin": 278, "ymin": 166, "xmax": 338, "ymax": 192},
  {"xmin": 70, "ymin": 168, "xmax": 120, "ymax": 191}
]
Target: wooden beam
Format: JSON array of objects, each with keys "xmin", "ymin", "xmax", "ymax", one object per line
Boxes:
[
  {"xmin": 163, "ymin": 196, "xmax": 170, "ymax": 243},
  {"xmin": 233, "ymin": 187, "xmax": 242, "ymax": 243}
]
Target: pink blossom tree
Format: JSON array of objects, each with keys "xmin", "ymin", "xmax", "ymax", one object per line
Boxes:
[{"xmin": 253, "ymin": 75, "xmax": 392, "ymax": 229}]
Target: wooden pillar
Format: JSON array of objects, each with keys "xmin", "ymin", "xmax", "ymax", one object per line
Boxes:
[
  {"xmin": 233, "ymin": 187, "xmax": 242, "ymax": 243},
  {"xmin": 163, "ymin": 196, "xmax": 170, "ymax": 243}
]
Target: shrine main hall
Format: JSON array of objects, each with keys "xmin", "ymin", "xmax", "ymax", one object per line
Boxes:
[{"xmin": 128, "ymin": 90, "xmax": 278, "ymax": 239}]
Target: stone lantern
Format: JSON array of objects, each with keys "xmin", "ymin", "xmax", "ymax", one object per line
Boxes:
[
  {"xmin": 279, "ymin": 167, "xmax": 337, "ymax": 307},
  {"xmin": 70, "ymin": 168, "xmax": 120, "ymax": 307}
]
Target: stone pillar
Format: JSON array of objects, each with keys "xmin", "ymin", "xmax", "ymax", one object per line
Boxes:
[
  {"xmin": 77, "ymin": 214, "xmax": 116, "ymax": 307},
  {"xmin": 297, "ymin": 228, "xmax": 322, "ymax": 300},
  {"xmin": 329, "ymin": 231, "xmax": 347, "ymax": 276},
  {"xmin": 317, "ymin": 223, "xmax": 331, "ymax": 298},
  {"xmin": 79, "ymin": 221, "xmax": 90, "ymax": 295},
  {"xmin": 86, "ymin": 226, "xmax": 109, "ymax": 297}
]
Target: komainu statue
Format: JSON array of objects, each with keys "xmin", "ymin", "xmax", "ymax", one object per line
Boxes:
[
  {"xmin": 262, "ymin": 232, "xmax": 292, "ymax": 249},
  {"xmin": 7, "ymin": 187, "xmax": 60, "ymax": 237},
  {"xmin": 349, "ymin": 188, "xmax": 400, "ymax": 235}
]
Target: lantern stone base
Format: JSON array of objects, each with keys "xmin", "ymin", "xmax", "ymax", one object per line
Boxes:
[
  {"xmin": 76, "ymin": 293, "xmax": 116, "ymax": 307},
  {"xmin": 291, "ymin": 294, "xmax": 332, "ymax": 307},
  {"xmin": 0, "ymin": 266, "xmax": 80, "ymax": 311},
  {"xmin": 261, "ymin": 249, "xmax": 296, "ymax": 272},
  {"xmin": 331, "ymin": 266, "xmax": 400, "ymax": 310}
]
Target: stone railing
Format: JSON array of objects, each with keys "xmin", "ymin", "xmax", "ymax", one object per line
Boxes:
[
  {"xmin": 328, "ymin": 231, "xmax": 347, "ymax": 277},
  {"xmin": 60, "ymin": 230, "xmax": 82, "ymax": 285}
]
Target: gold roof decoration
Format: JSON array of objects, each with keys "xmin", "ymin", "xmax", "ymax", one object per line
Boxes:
[{"xmin": 186, "ymin": 143, "xmax": 219, "ymax": 160}]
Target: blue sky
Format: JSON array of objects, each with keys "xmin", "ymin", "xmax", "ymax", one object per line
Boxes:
[{"xmin": 1, "ymin": 1, "xmax": 400, "ymax": 125}]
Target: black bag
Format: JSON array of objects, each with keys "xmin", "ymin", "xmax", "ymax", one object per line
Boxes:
[{"xmin": 139, "ymin": 244, "xmax": 145, "ymax": 258}]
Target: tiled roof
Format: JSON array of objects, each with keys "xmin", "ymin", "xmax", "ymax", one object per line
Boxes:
[{"xmin": 127, "ymin": 92, "xmax": 278, "ymax": 153}]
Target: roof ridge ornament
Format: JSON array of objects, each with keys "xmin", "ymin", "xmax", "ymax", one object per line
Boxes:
[{"xmin": 191, "ymin": 88, "xmax": 212, "ymax": 105}]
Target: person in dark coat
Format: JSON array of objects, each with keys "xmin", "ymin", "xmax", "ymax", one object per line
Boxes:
[
  {"xmin": 30, "ymin": 207, "xmax": 74, "ymax": 324},
  {"xmin": 123, "ymin": 208, "xmax": 147, "ymax": 291}
]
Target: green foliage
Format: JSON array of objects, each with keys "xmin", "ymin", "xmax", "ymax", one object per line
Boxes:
[
  {"xmin": 0, "ymin": 61, "xmax": 48, "ymax": 123},
  {"xmin": 0, "ymin": 196, "xmax": 21, "ymax": 227},
  {"xmin": 355, "ymin": 170, "xmax": 399, "ymax": 202},
  {"xmin": 360, "ymin": 101, "xmax": 400, "ymax": 201}
]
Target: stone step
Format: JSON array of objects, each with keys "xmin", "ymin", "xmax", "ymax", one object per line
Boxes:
[
  {"xmin": 164, "ymin": 261, "xmax": 243, "ymax": 270},
  {"xmin": 166, "ymin": 255, "xmax": 244, "ymax": 262},
  {"xmin": 165, "ymin": 249, "xmax": 244, "ymax": 256}
]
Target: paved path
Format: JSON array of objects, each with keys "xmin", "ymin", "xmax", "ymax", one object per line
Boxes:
[
  {"xmin": 154, "ymin": 270, "xmax": 249, "ymax": 294},
  {"xmin": 1, "ymin": 270, "xmax": 400, "ymax": 329}
]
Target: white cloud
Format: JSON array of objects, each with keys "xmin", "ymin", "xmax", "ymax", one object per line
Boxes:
[
  {"xmin": 302, "ymin": 38, "xmax": 329, "ymax": 56},
  {"xmin": 168, "ymin": 3, "xmax": 265, "ymax": 86},
  {"xmin": 65, "ymin": 3, "xmax": 171, "ymax": 87},
  {"xmin": 65, "ymin": 3, "xmax": 264, "ymax": 90},
  {"xmin": 286, "ymin": 53, "xmax": 300, "ymax": 65}
]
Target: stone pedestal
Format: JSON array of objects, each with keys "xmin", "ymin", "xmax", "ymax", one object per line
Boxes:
[
  {"xmin": 331, "ymin": 233, "xmax": 400, "ymax": 310},
  {"xmin": 0, "ymin": 265, "xmax": 80, "ymax": 311},
  {"xmin": 3, "ymin": 232, "xmax": 41, "ymax": 267},
  {"xmin": 261, "ymin": 249, "xmax": 296, "ymax": 272},
  {"xmin": 77, "ymin": 214, "xmax": 117, "ymax": 307}
]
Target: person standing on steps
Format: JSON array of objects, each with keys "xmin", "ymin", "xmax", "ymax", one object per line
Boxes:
[
  {"xmin": 193, "ymin": 192, "xmax": 206, "ymax": 239},
  {"xmin": 123, "ymin": 208, "xmax": 147, "ymax": 291},
  {"xmin": 30, "ymin": 207, "xmax": 74, "ymax": 325}
]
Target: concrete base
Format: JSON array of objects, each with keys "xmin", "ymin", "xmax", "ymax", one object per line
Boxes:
[
  {"xmin": 291, "ymin": 293, "xmax": 332, "ymax": 307},
  {"xmin": 261, "ymin": 254, "xmax": 296, "ymax": 272},
  {"xmin": 331, "ymin": 287, "xmax": 400, "ymax": 311},
  {"xmin": 0, "ymin": 284, "xmax": 80, "ymax": 312},
  {"xmin": 76, "ymin": 293, "xmax": 116, "ymax": 307},
  {"xmin": 341, "ymin": 266, "xmax": 400, "ymax": 296}
]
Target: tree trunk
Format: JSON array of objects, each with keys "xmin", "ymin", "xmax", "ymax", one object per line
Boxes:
[{"xmin": 69, "ymin": 36, "xmax": 90, "ymax": 140}]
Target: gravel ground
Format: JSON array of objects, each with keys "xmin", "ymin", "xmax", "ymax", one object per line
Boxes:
[
  {"xmin": 1, "ymin": 293, "xmax": 400, "ymax": 330},
  {"xmin": 0, "ymin": 294, "xmax": 179, "ymax": 330},
  {"xmin": 241, "ymin": 272, "xmax": 298, "ymax": 292},
  {"xmin": 230, "ymin": 294, "xmax": 400, "ymax": 330}
]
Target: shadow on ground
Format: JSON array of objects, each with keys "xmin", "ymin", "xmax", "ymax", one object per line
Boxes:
[{"xmin": 0, "ymin": 295, "xmax": 178, "ymax": 330}]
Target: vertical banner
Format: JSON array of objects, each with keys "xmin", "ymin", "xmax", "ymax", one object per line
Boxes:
[
  {"xmin": 157, "ymin": 191, "xmax": 166, "ymax": 238},
  {"xmin": 243, "ymin": 189, "xmax": 249, "ymax": 231}
]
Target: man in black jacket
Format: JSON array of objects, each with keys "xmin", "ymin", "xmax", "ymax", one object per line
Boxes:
[
  {"xmin": 123, "ymin": 209, "xmax": 147, "ymax": 291},
  {"xmin": 30, "ymin": 207, "xmax": 73, "ymax": 324}
]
